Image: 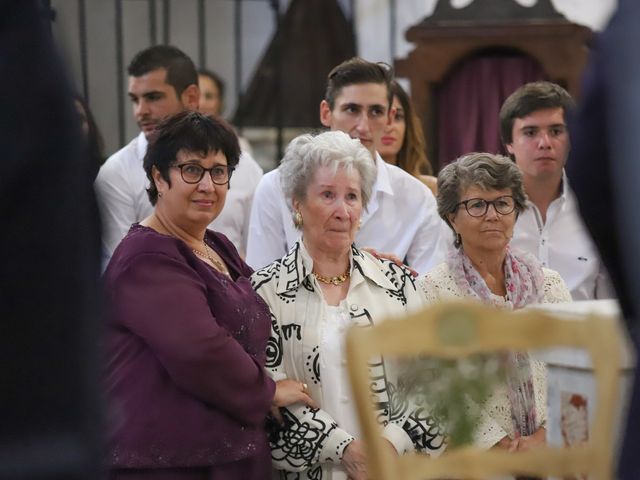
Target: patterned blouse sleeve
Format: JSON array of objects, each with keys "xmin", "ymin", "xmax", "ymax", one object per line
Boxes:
[
  {"xmin": 542, "ymin": 268, "xmax": 573, "ymax": 303},
  {"xmin": 265, "ymin": 310, "xmax": 355, "ymax": 471},
  {"xmin": 384, "ymin": 388, "xmax": 448, "ymax": 455},
  {"xmin": 384, "ymin": 268, "xmax": 448, "ymax": 455},
  {"xmin": 470, "ymin": 393, "xmax": 510, "ymax": 449},
  {"xmin": 418, "ymin": 273, "xmax": 441, "ymax": 304},
  {"xmin": 253, "ymin": 271, "xmax": 355, "ymax": 472}
]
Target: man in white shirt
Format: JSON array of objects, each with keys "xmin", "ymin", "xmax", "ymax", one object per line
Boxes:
[
  {"xmin": 500, "ymin": 81, "xmax": 613, "ymax": 300},
  {"xmin": 95, "ymin": 45, "xmax": 261, "ymax": 258},
  {"xmin": 246, "ymin": 57, "xmax": 448, "ymax": 273}
]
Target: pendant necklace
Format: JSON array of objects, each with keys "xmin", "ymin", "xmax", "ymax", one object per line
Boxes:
[{"xmin": 193, "ymin": 242, "xmax": 230, "ymax": 276}]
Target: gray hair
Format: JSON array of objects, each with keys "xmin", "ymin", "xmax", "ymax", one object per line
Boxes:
[
  {"xmin": 280, "ymin": 131, "xmax": 377, "ymax": 216},
  {"xmin": 437, "ymin": 152, "xmax": 528, "ymax": 234}
]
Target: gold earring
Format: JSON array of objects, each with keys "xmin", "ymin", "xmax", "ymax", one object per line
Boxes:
[
  {"xmin": 293, "ymin": 211, "xmax": 303, "ymax": 228},
  {"xmin": 358, "ymin": 219, "xmax": 362, "ymax": 230}
]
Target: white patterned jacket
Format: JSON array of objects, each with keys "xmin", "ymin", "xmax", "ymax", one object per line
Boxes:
[{"xmin": 251, "ymin": 240, "xmax": 446, "ymax": 479}]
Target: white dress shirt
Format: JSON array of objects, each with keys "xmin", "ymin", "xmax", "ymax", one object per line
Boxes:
[
  {"xmin": 95, "ymin": 132, "xmax": 263, "ymax": 259},
  {"xmin": 245, "ymin": 152, "xmax": 449, "ymax": 273},
  {"xmin": 511, "ymin": 173, "xmax": 614, "ymax": 300}
]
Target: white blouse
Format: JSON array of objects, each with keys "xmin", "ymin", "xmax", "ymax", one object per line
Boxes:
[
  {"xmin": 319, "ymin": 304, "xmax": 360, "ymax": 480},
  {"xmin": 320, "ymin": 304, "xmax": 361, "ymax": 443},
  {"xmin": 418, "ymin": 262, "xmax": 572, "ymax": 449}
]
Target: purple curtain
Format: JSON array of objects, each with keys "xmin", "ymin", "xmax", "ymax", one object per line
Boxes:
[{"xmin": 436, "ymin": 54, "xmax": 546, "ymax": 169}]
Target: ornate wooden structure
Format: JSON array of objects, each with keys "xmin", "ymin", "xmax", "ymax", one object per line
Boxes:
[{"xmin": 395, "ymin": 0, "xmax": 592, "ymax": 165}]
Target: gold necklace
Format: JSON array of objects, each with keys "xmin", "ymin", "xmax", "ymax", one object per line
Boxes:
[
  {"xmin": 313, "ymin": 268, "xmax": 350, "ymax": 286},
  {"xmin": 193, "ymin": 242, "xmax": 230, "ymax": 276}
]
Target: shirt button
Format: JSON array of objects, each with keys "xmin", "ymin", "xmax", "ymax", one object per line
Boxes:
[{"xmin": 350, "ymin": 304, "xmax": 358, "ymax": 312}]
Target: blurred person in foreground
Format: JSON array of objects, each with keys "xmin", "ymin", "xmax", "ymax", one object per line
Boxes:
[
  {"xmin": 567, "ymin": 0, "xmax": 640, "ymax": 476},
  {"xmin": 252, "ymin": 130, "xmax": 446, "ymax": 480},
  {"xmin": 378, "ymin": 80, "xmax": 438, "ymax": 194},
  {"xmin": 103, "ymin": 111, "xmax": 313, "ymax": 479},
  {"xmin": 1, "ymin": 0, "xmax": 102, "ymax": 477},
  {"xmin": 73, "ymin": 93, "xmax": 105, "ymax": 180},
  {"xmin": 419, "ymin": 152, "xmax": 571, "ymax": 452}
]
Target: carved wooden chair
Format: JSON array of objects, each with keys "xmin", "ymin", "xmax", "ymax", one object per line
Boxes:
[{"xmin": 346, "ymin": 301, "xmax": 622, "ymax": 479}]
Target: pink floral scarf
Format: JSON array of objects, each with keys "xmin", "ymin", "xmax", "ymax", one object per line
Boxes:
[
  {"xmin": 447, "ymin": 246, "xmax": 545, "ymax": 438},
  {"xmin": 446, "ymin": 245, "xmax": 545, "ymax": 309}
]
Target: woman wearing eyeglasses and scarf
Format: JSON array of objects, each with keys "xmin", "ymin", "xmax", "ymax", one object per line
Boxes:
[
  {"xmin": 419, "ymin": 152, "xmax": 572, "ymax": 456},
  {"xmin": 103, "ymin": 111, "xmax": 314, "ymax": 480}
]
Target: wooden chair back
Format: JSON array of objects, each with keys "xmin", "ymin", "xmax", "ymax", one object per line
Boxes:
[{"xmin": 346, "ymin": 301, "xmax": 622, "ymax": 479}]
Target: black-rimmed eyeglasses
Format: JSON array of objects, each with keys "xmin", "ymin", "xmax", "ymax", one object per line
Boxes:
[
  {"xmin": 455, "ymin": 196, "xmax": 516, "ymax": 217},
  {"xmin": 172, "ymin": 163, "xmax": 234, "ymax": 185}
]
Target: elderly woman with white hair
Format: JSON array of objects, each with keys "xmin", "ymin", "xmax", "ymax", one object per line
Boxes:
[{"xmin": 252, "ymin": 130, "xmax": 446, "ymax": 480}]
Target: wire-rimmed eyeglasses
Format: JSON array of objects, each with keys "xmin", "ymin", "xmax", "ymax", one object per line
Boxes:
[
  {"xmin": 455, "ymin": 196, "xmax": 516, "ymax": 217},
  {"xmin": 172, "ymin": 163, "xmax": 234, "ymax": 185}
]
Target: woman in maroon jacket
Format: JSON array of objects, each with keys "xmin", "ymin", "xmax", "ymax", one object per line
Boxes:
[{"xmin": 103, "ymin": 111, "xmax": 313, "ymax": 479}]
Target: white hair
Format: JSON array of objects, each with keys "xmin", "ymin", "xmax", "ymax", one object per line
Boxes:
[{"xmin": 279, "ymin": 130, "xmax": 377, "ymax": 213}]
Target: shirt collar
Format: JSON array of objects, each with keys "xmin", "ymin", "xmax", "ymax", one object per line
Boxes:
[
  {"xmin": 275, "ymin": 239, "xmax": 401, "ymax": 294},
  {"xmin": 525, "ymin": 168, "xmax": 570, "ymax": 207},
  {"xmin": 136, "ymin": 131, "xmax": 148, "ymax": 159},
  {"xmin": 559, "ymin": 169, "xmax": 569, "ymax": 201},
  {"xmin": 275, "ymin": 240, "xmax": 313, "ymax": 295},
  {"xmin": 372, "ymin": 151, "xmax": 393, "ymax": 196}
]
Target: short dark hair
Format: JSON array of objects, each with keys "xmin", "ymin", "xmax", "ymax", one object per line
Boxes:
[
  {"xmin": 324, "ymin": 57, "xmax": 393, "ymax": 110},
  {"xmin": 144, "ymin": 111, "xmax": 241, "ymax": 205},
  {"xmin": 499, "ymin": 81, "xmax": 575, "ymax": 145},
  {"xmin": 127, "ymin": 45, "xmax": 198, "ymax": 97}
]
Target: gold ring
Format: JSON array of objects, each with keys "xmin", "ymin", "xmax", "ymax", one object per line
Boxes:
[{"xmin": 302, "ymin": 382, "xmax": 308, "ymax": 392}]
